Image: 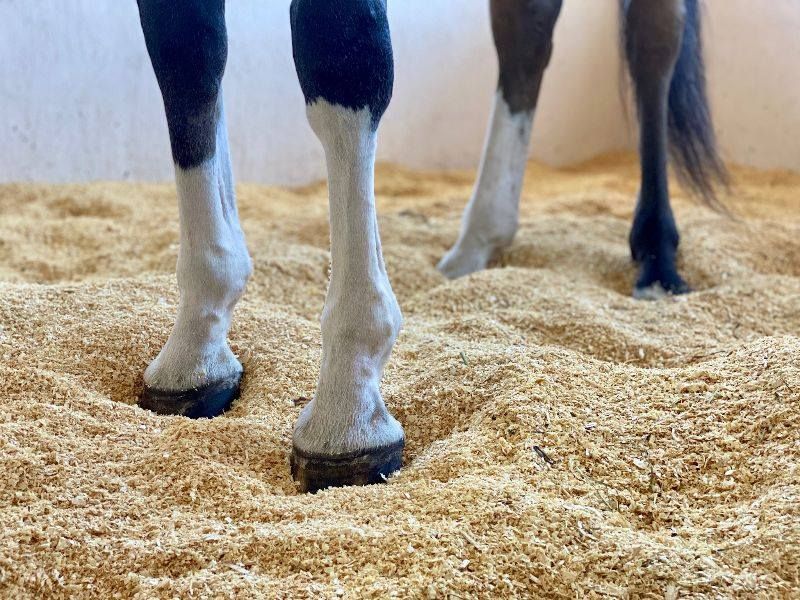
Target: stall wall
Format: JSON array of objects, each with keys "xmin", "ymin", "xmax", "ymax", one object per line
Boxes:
[{"xmin": 1, "ymin": 1, "xmax": 798, "ymax": 184}]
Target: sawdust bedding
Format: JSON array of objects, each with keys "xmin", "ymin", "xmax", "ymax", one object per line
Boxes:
[{"xmin": 0, "ymin": 154, "xmax": 798, "ymax": 598}]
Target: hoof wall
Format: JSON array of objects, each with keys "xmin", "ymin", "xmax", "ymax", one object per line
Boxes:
[
  {"xmin": 290, "ymin": 439, "xmax": 404, "ymax": 494},
  {"xmin": 138, "ymin": 373, "xmax": 242, "ymax": 419}
]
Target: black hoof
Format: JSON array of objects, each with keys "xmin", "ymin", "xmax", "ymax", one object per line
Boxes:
[
  {"xmin": 633, "ymin": 258, "xmax": 691, "ymax": 300},
  {"xmin": 138, "ymin": 372, "xmax": 242, "ymax": 419},
  {"xmin": 290, "ymin": 439, "xmax": 404, "ymax": 494}
]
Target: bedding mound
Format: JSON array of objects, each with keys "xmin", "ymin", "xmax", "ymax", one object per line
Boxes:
[{"xmin": 1, "ymin": 154, "xmax": 799, "ymax": 598}]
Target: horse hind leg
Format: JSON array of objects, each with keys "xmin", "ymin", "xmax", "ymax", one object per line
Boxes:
[
  {"xmin": 438, "ymin": 0, "xmax": 563, "ymax": 279},
  {"xmin": 623, "ymin": 0, "xmax": 726, "ymax": 299}
]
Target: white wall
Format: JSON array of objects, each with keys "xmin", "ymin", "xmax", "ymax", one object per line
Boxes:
[
  {"xmin": 0, "ymin": 1, "xmax": 626, "ymax": 184},
  {"xmin": 704, "ymin": 0, "xmax": 800, "ymax": 171},
  {"xmin": 0, "ymin": 1, "xmax": 798, "ymax": 185}
]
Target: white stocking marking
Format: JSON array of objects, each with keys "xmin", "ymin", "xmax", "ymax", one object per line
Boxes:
[
  {"xmin": 144, "ymin": 98, "xmax": 252, "ymax": 391},
  {"xmin": 438, "ymin": 91, "xmax": 534, "ymax": 279},
  {"xmin": 293, "ymin": 101, "xmax": 404, "ymax": 456}
]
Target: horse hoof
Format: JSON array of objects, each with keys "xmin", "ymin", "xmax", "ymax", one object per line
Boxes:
[
  {"xmin": 138, "ymin": 372, "xmax": 242, "ymax": 419},
  {"xmin": 633, "ymin": 280, "xmax": 691, "ymax": 301},
  {"xmin": 633, "ymin": 261, "xmax": 691, "ymax": 300},
  {"xmin": 290, "ymin": 439, "xmax": 405, "ymax": 494},
  {"xmin": 437, "ymin": 243, "xmax": 495, "ymax": 280}
]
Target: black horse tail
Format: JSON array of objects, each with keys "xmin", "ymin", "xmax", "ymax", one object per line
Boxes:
[{"xmin": 666, "ymin": 0, "xmax": 728, "ymax": 207}]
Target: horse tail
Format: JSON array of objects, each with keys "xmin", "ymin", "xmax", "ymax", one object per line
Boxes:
[{"xmin": 666, "ymin": 0, "xmax": 728, "ymax": 207}]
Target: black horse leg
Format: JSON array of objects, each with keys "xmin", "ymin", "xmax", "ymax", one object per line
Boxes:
[{"xmin": 624, "ymin": 0, "xmax": 690, "ymax": 298}]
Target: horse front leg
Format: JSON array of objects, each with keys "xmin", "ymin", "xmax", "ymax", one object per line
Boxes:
[
  {"xmin": 136, "ymin": 0, "xmax": 252, "ymax": 417},
  {"xmin": 289, "ymin": 0, "xmax": 405, "ymax": 492},
  {"xmin": 438, "ymin": 0, "xmax": 563, "ymax": 279}
]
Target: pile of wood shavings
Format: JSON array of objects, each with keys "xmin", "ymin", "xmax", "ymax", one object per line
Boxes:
[{"xmin": 1, "ymin": 154, "xmax": 798, "ymax": 598}]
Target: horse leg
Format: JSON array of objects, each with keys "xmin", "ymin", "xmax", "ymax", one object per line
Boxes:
[
  {"xmin": 438, "ymin": 0, "xmax": 563, "ymax": 279},
  {"xmin": 289, "ymin": 0, "xmax": 405, "ymax": 492},
  {"xmin": 136, "ymin": 0, "xmax": 252, "ymax": 417},
  {"xmin": 624, "ymin": 0, "xmax": 687, "ymax": 298},
  {"xmin": 624, "ymin": 0, "xmax": 725, "ymax": 298}
]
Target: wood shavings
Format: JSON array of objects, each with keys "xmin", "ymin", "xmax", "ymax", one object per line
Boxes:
[{"xmin": 1, "ymin": 155, "xmax": 799, "ymax": 597}]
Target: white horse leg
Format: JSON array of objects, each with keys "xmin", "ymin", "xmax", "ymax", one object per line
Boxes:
[
  {"xmin": 137, "ymin": 0, "xmax": 251, "ymax": 417},
  {"xmin": 437, "ymin": 91, "xmax": 534, "ymax": 279},
  {"xmin": 438, "ymin": 0, "xmax": 563, "ymax": 279},
  {"xmin": 289, "ymin": 0, "xmax": 404, "ymax": 492}
]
